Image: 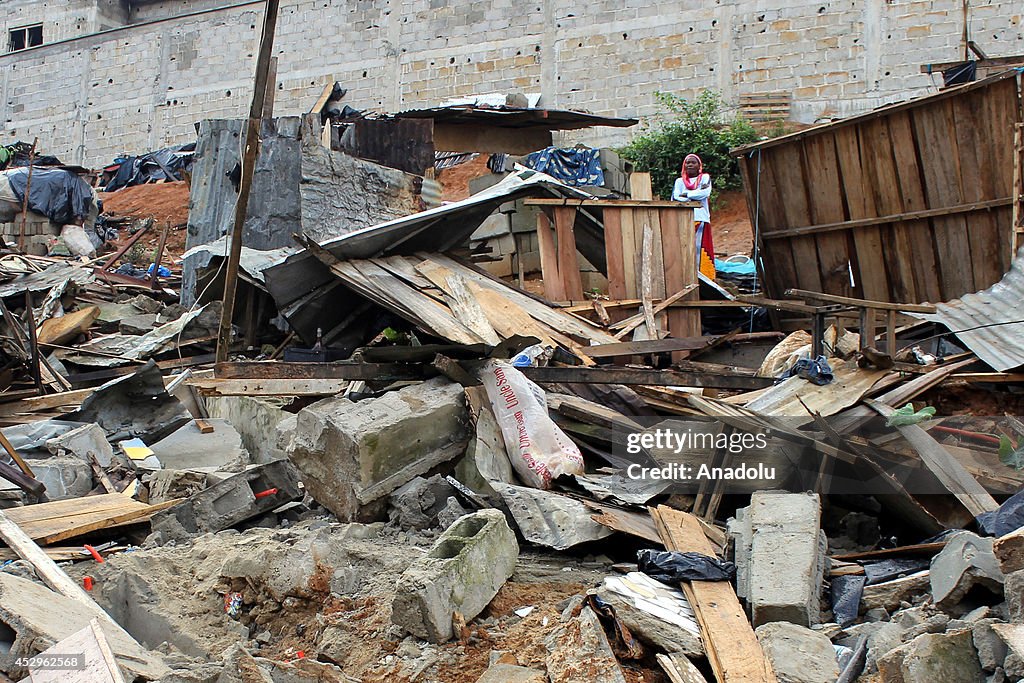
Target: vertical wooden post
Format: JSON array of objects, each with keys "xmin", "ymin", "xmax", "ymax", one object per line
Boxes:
[
  {"xmin": 216, "ymin": 0, "xmax": 281, "ymax": 365},
  {"xmin": 150, "ymin": 222, "xmax": 170, "ymax": 291},
  {"xmin": 17, "ymin": 137, "xmax": 38, "ymax": 253},
  {"xmin": 1012, "ymin": 123, "xmax": 1023, "ymax": 253}
]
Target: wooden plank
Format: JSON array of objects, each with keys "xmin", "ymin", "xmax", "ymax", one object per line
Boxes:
[
  {"xmin": 833, "ymin": 126, "xmax": 889, "ymax": 300},
  {"xmin": 864, "ymin": 399, "xmax": 998, "ymax": 517},
  {"xmin": 801, "ymin": 135, "xmax": 853, "ymax": 295},
  {"xmin": 660, "ymin": 206, "xmax": 700, "ymax": 338},
  {"xmin": 587, "ymin": 504, "xmax": 662, "ymax": 544},
  {"xmin": 638, "ymin": 223, "xmax": 659, "ymax": 340},
  {"xmin": 536, "ymin": 210, "xmax": 566, "ymax": 301},
  {"xmin": 753, "ymin": 149, "xmax": 801, "ymax": 298},
  {"xmin": 657, "ymin": 653, "xmax": 710, "ymax": 683},
  {"xmin": 784, "ymin": 289, "xmax": 936, "ymax": 312},
  {"xmin": 29, "ymin": 618, "xmax": 128, "ymax": 683},
  {"xmin": 190, "ymin": 378, "xmax": 347, "ymax": 396},
  {"xmin": 414, "ymin": 260, "xmax": 501, "ymax": 345},
  {"xmin": 604, "ymin": 208, "xmax": 627, "ymax": 299},
  {"xmin": 580, "ymin": 337, "xmax": 715, "ymax": 358},
  {"xmin": 3, "ymin": 496, "xmax": 181, "ymax": 545},
  {"xmin": 612, "ymin": 284, "xmax": 699, "ymax": 339},
  {"xmin": 652, "ymin": 506, "xmax": 775, "ymax": 683},
  {"xmin": 630, "ymin": 172, "xmax": 654, "ymax": 200},
  {"xmin": 525, "ymin": 198, "xmax": 700, "ymax": 208},
  {"xmin": 521, "ymin": 366, "xmax": 773, "ymax": 389},
  {"xmin": 553, "ymin": 206, "xmax": 584, "ymax": 300},
  {"xmin": 620, "ymin": 208, "xmax": 638, "ymax": 299},
  {"xmin": 766, "ymin": 145, "xmax": 823, "ymax": 293},
  {"xmin": 912, "ymin": 100, "xmax": 973, "ymax": 300}
]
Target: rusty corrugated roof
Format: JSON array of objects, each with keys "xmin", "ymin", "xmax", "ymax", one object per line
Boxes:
[{"xmin": 909, "ymin": 248, "xmax": 1024, "ymax": 371}]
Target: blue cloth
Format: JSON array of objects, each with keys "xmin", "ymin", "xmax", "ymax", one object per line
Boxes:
[
  {"xmin": 523, "ymin": 147, "xmax": 604, "ymax": 186},
  {"xmin": 786, "ymin": 355, "xmax": 834, "ymax": 385},
  {"xmin": 714, "ymin": 258, "xmax": 757, "ymax": 275}
]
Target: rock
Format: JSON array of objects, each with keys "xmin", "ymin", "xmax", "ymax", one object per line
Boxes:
[
  {"xmin": 901, "ymin": 613, "xmax": 950, "ymax": 640},
  {"xmin": 287, "ymin": 378, "xmax": 469, "ymax": 520},
  {"xmin": 878, "ymin": 630, "xmax": 985, "ymax": 683},
  {"xmin": 1005, "ymin": 570, "xmax": 1024, "ymax": 622},
  {"xmin": 545, "ymin": 605, "xmax": 627, "ymax": 683},
  {"xmin": 491, "ymin": 482, "xmax": 613, "ymax": 550},
  {"xmin": 974, "ymin": 619, "xmax": 1010, "ymax": 672},
  {"xmin": 388, "ymin": 475, "xmax": 459, "ymax": 530},
  {"xmin": 862, "ymin": 571, "xmax": 931, "ymax": 613},
  {"xmin": 593, "ymin": 586, "xmax": 703, "ymax": 657},
  {"xmin": 37, "ymin": 306, "xmax": 100, "ymax": 345},
  {"xmin": 437, "ymin": 496, "xmax": 470, "ymax": 529},
  {"xmin": 990, "ymin": 624, "xmax": 1024, "ymax": 680},
  {"xmin": 391, "ymin": 510, "xmax": 517, "ymax": 643},
  {"xmin": 129, "ymin": 294, "xmax": 163, "ymax": 314},
  {"xmin": 44, "ymin": 422, "xmax": 115, "ymax": 467},
  {"xmin": 476, "ymin": 662, "xmax": 547, "ymax": 683},
  {"xmin": 755, "ymin": 621, "xmax": 839, "ymax": 683},
  {"xmin": 931, "ymin": 532, "xmax": 1005, "ymax": 609},
  {"xmin": 144, "ymin": 469, "xmax": 208, "ymax": 504},
  {"xmin": 118, "ymin": 313, "xmax": 159, "ymax": 335},
  {"xmin": 838, "ymin": 621, "xmax": 908, "ymax": 673}
]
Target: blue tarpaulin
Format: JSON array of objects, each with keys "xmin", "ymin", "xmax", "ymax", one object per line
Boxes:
[
  {"xmin": 5, "ymin": 167, "xmax": 94, "ymax": 224},
  {"xmin": 523, "ymin": 147, "xmax": 604, "ymax": 186}
]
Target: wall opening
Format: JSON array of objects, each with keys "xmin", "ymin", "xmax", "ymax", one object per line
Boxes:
[{"xmin": 8, "ymin": 24, "xmax": 43, "ymax": 52}]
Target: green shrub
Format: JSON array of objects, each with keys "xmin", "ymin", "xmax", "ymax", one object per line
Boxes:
[{"xmin": 618, "ymin": 90, "xmax": 760, "ymax": 204}]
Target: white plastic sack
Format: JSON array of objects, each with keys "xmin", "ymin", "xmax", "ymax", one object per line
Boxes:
[
  {"xmin": 61, "ymin": 224, "xmax": 96, "ymax": 259},
  {"xmin": 480, "ymin": 359, "xmax": 585, "ymax": 489}
]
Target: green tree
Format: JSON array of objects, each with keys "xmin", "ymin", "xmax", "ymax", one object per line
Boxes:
[{"xmin": 619, "ymin": 91, "xmax": 760, "ymax": 203}]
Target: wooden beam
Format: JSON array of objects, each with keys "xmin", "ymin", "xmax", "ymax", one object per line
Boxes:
[
  {"xmin": 522, "ymin": 366, "xmax": 773, "ymax": 389},
  {"xmin": 215, "ymin": 361, "xmax": 432, "ymax": 381},
  {"xmin": 580, "ymin": 336, "xmax": 715, "ymax": 358},
  {"xmin": 651, "ymin": 506, "xmax": 775, "ymax": 683},
  {"xmin": 190, "ymin": 378, "xmax": 348, "ymax": 397},
  {"xmin": 785, "ymin": 288, "xmax": 936, "ymax": 313},
  {"xmin": 762, "ymin": 197, "xmax": 1012, "ymax": 240},
  {"xmin": 525, "ymin": 198, "xmax": 701, "ymax": 208},
  {"xmin": 920, "ymin": 54, "xmax": 1024, "ymax": 73}
]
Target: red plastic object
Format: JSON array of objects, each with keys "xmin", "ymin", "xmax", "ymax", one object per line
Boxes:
[
  {"xmin": 254, "ymin": 488, "xmax": 279, "ymax": 499},
  {"xmin": 83, "ymin": 576, "xmax": 93, "ymax": 591},
  {"xmin": 83, "ymin": 544, "xmax": 105, "ymax": 563}
]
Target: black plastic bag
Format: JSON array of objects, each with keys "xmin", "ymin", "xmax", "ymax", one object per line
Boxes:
[
  {"xmin": 637, "ymin": 549, "xmax": 735, "ymax": 582},
  {"xmin": 976, "ymin": 489, "xmax": 1024, "ymax": 537}
]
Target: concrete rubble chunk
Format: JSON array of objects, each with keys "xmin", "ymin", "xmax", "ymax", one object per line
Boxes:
[
  {"xmin": 838, "ymin": 621, "xmax": 908, "ymax": 673},
  {"xmin": 973, "ymin": 619, "xmax": 1010, "ymax": 672},
  {"xmin": 877, "ymin": 629, "xmax": 985, "ymax": 683},
  {"xmin": 437, "ymin": 496, "xmax": 471, "ymax": 530},
  {"xmin": 23, "ymin": 455, "xmax": 93, "ymax": 499},
  {"xmin": 930, "ymin": 531, "xmax": 1005, "ymax": 609},
  {"xmin": 861, "ymin": 571, "xmax": 931, "ymax": 613},
  {"xmin": 730, "ymin": 491, "xmax": 826, "ymax": 626},
  {"xmin": 1003, "ymin": 570, "xmax": 1024, "ymax": 623},
  {"xmin": 144, "ymin": 469, "xmax": 209, "ymax": 504},
  {"xmin": 545, "ymin": 604, "xmax": 627, "ymax": 683},
  {"xmin": 755, "ymin": 621, "xmax": 839, "ymax": 683},
  {"xmin": 593, "ymin": 585, "xmax": 703, "ymax": 657},
  {"xmin": 391, "ymin": 509, "xmax": 517, "ymax": 643},
  {"xmin": 44, "ymin": 422, "xmax": 116, "ymax": 467},
  {"xmin": 388, "ymin": 475, "xmax": 459, "ymax": 530},
  {"xmin": 287, "ymin": 377, "xmax": 469, "ymax": 520},
  {"xmin": 0, "ymin": 573, "xmax": 168, "ymax": 681},
  {"xmin": 206, "ymin": 395, "xmax": 292, "ymax": 465},
  {"xmin": 147, "ymin": 418, "xmax": 250, "ymax": 472},
  {"xmin": 491, "ymin": 481, "xmax": 613, "ymax": 550},
  {"xmin": 150, "ymin": 460, "xmax": 302, "ymax": 541},
  {"xmin": 476, "ymin": 662, "xmax": 547, "ymax": 683}
]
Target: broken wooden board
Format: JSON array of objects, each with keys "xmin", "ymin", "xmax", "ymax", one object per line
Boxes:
[
  {"xmin": 28, "ymin": 618, "xmax": 127, "ymax": 683},
  {"xmin": 864, "ymin": 399, "xmax": 999, "ymax": 517},
  {"xmin": 657, "ymin": 652, "xmax": 710, "ymax": 683},
  {"xmin": 586, "ymin": 501, "xmax": 662, "ymax": 544},
  {"xmin": 190, "ymin": 378, "xmax": 348, "ymax": 397},
  {"xmin": 744, "ymin": 360, "xmax": 892, "ymax": 425},
  {"xmin": 36, "ymin": 306, "xmax": 101, "ymax": 347},
  {"xmin": 580, "ymin": 336, "xmax": 715, "ymax": 358},
  {"xmin": 651, "ymin": 505, "xmax": 775, "ymax": 683},
  {"xmin": 2, "ymin": 495, "xmax": 181, "ymax": 545}
]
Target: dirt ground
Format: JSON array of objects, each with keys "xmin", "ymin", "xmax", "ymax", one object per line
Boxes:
[{"xmin": 98, "ymin": 181, "xmax": 191, "ymax": 261}]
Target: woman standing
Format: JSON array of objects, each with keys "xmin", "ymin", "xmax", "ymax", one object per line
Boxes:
[{"xmin": 671, "ymin": 153, "xmax": 716, "ymax": 279}]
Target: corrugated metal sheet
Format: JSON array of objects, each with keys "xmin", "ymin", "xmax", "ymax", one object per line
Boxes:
[{"xmin": 909, "ymin": 249, "xmax": 1024, "ymax": 371}]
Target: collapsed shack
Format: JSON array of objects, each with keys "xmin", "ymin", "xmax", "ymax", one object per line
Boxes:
[{"xmin": 0, "ymin": 85, "xmax": 1020, "ymax": 683}]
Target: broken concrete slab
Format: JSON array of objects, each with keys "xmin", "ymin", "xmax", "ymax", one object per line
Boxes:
[
  {"xmin": 287, "ymin": 377, "xmax": 469, "ymax": 521},
  {"xmin": 861, "ymin": 571, "xmax": 931, "ymax": 613},
  {"xmin": 147, "ymin": 418, "xmax": 249, "ymax": 472},
  {"xmin": 392, "ymin": 509, "xmax": 517, "ymax": 643},
  {"xmin": 755, "ymin": 621, "xmax": 839, "ymax": 683},
  {"xmin": 44, "ymin": 422, "xmax": 116, "ymax": 467},
  {"xmin": 144, "ymin": 469, "xmax": 209, "ymax": 504},
  {"xmin": 545, "ymin": 604, "xmax": 627, "ymax": 683},
  {"xmin": 205, "ymin": 395, "xmax": 291, "ymax": 465},
  {"xmin": 974, "ymin": 619, "xmax": 1010, "ymax": 672},
  {"xmin": 476, "ymin": 662, "xmax": 547, "ymax": 683},
  {"xmin": 877, "ymin": 629, "xmax": 985, "ymax": 683},
  {"xmin": 0, "ymin": 573, "xmax": 168, "ymax": 680},
  {"xmin": 150, "ymin": 460, "xmax": 302, "ymax": 540},
  {"xmin": 117, "ymin": 312, "xmax": 159, "ymax": 335},
  {"xmin": 732, "ymin": 491, "xmax": 826, "ymax": 627},
  {"xmin": 594, "ymin": 585, "xmax": 703, "ymax": 657},
  {"xmin": 838, "ymin": 621, "xmax": 909, "ymax": 674},
  {"xmin": 389, "ymin": 475, "xmax": 459, "ymax": 530},
  {"xmin": 437, "ymin": 496, "xmax": 470, "ymax": 529},
  {"xmin": 491, "ymin": 482, "xmax": 613, "ymax": 550},
  {"xmin": 930, "ymin": 531, "xmax": 1005, "ymax": 609},
  {"xmin": 1005, "ymin": 570, "xmax": 1024, "ymax": 622},
  {"xmin": 24, "ymin": 455, "xmax": 93, "ymax": 499}
]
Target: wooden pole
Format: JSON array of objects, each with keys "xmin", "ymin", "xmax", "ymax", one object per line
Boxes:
[
  {"xmin": 17, "ymin": 137, "xmax": 38, "ymax": 253},
  {"xmin": 150, "ymin": 221, "xmax": 171, "ymax": 290},
  {"xmin": 215, "ymin": 0, "xmax": 281, "ymax": 365}
]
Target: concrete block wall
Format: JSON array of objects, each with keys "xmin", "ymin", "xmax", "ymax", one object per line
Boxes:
[
  {"xmin": 0, "ymin": 0, "xmax": 1019, "ymax": 166},
  {"xmin": 1, "ymin": 0, "xmax": 109, "ymax": 48}
]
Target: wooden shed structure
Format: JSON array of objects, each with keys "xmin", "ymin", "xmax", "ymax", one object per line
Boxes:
[{"xmin": 733, "ymin": 70, "xmax": 1024, "ymax": 305}]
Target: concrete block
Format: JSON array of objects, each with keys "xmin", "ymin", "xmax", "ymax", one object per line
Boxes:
[
  {"xmin": 287, "ymin": 378, "xmax": 469, "ymax": 521},
  {"xmin": 24, "ymin": 456, "xmax": 93, "ymax": 500},
  {"xmin": 0, "ymin": 573, "xmax": 168, "ymax": 681},
  {"xmin": 44, "ymin": 423, "xmax": 115, "ymax": 467},
  {"xmin": 738, "ymin": 491, "xmax": 826, "ymax": 626},
  {"xmin": 391, "ymin": 509, "xmax": 517, "ymax": 643},
  {"xmin": 150, "ymin": 460, "xmax": 301, "ymax": 539},
  {"xmin": 930, "ymin": 531, "xmax": 1005, "ymax": 609},
  {"xmin": 756, "ymin": 621, "xmax": 839, "ymax": 683},
  {"xmin": 1006, "ymin": 570, "xmax": 1024, "ymax": 622},
  {"xmin": 477, "ymin": 662, "xmax": 546, "ymax": 683},
  {"xmin": 205, "ymin": 394, "xmax": 293, "ymax": 465},
  {"xmin": 545, "ymin": 605, "xmax": 627, "ymax": 683}
]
